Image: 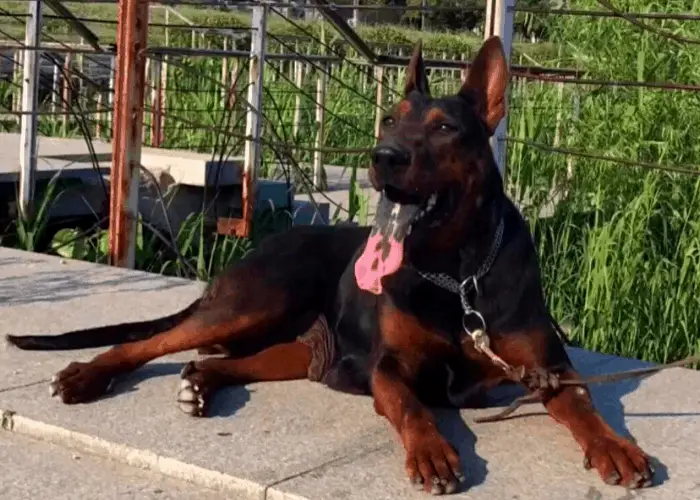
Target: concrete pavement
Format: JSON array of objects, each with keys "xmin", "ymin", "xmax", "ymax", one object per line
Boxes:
[
  {"xmin": 0, "ymin": 432, "xmax": 225, "ymax": 500},
  {"xmin": 1, "ymin": 246, "xmax": 699, "ymax": 500}
]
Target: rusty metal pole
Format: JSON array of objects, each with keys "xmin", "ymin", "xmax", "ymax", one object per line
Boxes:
[
  {"xmin": 108, "ymin": 0, "xmax": 149, "ymax": 268},
  {"xmin": 239, "ymin": 4, "xmax": 267, "ymax": 236}
]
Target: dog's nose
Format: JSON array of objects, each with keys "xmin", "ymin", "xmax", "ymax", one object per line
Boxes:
[{"xmin": 372, "ymin": 146, "xmax": 410, "ymax": 170}]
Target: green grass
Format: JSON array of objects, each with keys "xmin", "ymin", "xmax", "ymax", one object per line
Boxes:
[
  {"xmin": 0, "ymin": 1, "xmax": 554, "ymax": 59},
  {"xmin": 2, "ymin": 0, "xmax": 700, "ymax": 365}
]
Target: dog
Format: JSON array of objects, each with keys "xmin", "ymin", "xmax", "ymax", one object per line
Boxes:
[{"xmin": 6, "ymin": 37, "xmax": 652, "ymax": 495}]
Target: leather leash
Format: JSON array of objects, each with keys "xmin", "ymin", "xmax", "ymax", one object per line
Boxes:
[{"xmin": 474, "ymin": 353, "xmax": 700, "ymax": 423}]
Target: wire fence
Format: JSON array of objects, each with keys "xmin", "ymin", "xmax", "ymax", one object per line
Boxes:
[{"xmin": 1, "ymin": 0, "xmax": 699, "ymax": 280}]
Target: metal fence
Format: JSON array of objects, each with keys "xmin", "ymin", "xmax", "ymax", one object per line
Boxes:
[{"xmin": 2, "ymin": 0, "xmax": 699, "ymax": 274}]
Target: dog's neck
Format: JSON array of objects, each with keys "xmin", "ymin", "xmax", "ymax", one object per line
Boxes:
[
  {"xmin": 456, "ymin": 191, "xmax": 504, "ymax": 281},
  {"xmin": 408, "ymin": 164, "xmax": 505, "ymax": 280}
]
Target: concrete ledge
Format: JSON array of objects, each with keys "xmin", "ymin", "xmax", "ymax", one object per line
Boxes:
[
  {"xmin": 0, "ymin": 132, "xmax": 243, "ymax": 188},
  {"xmin": 1, "ymin": 247, "xmax": 699, "ymax": 500},
  {"xmin": 0, "ymin": 429, "xmax": 225, "ymax": 499}
]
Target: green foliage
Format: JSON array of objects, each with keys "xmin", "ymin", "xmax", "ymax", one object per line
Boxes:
[{"xmin": 505, "ymin": 0, "xmax": 700, "ymax": 364}]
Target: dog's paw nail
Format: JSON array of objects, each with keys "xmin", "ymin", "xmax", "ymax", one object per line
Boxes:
[
  {"xmin": 178, "ymin": 388, "xmax": 195, "ymax": 402},
  {"xmin": 430, "ymin": 484, "xmax": 443, "ymax": 496},
  {"xmin": 193, "ymin": 384, "xmax": 199, "ymax": 392},
  {"xmin": 628, "ymin": 472, "xmax": 644, "ymax": 488},
  {"xmin": 604, "ymin": 472, "xmax": 621, "ymax": 485},
  {"xmin": 454, "ymin": 471, "xmax": 465, "ymax": 483},
  {"xmin": 178, "ymin": 402, "xmax": 195, "ymax": 414},
  {"xmin": 444, "ymin": 482, "xmax": 458, "ymax": 494},
  {"xmin": 51, "ymin": 375, "xmax": 58, "ymax": 383},
  {"xmin": 49, "ymin": 384, "xmax": 57, "ymax": 397},
  {"xmin": 582, "ymin": 456, "xmax": 591, "ymax": 470},
  {"xmin": 179, "ymin": 379, "xmax": 191, "ymax": 390}
]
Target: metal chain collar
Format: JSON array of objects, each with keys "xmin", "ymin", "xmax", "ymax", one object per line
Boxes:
[
  {"xmin": 416, "ymin": 217, "xmax": 505, "ymax": 304},
  {"xmin": 415, "ymin": 218, "xmax": 509, "ymax": 369}
]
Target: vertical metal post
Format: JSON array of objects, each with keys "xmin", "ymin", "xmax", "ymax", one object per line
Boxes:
[
  {"xmin": 142, "ymin": 57, "xmax": 150, "ymax": 143},
  {"xmin": 483, "ymin": 0, "xmax": 514, "ymax": 179},
  {"xmin": 280, "ymin": 0, "xmax": 290, "ymax": 18},
  {"xmin": 96, "ymin": 87, "xmax": 103, "ymax": 139},
  {"xmin": 51, "ymin": 58, "xmax": 60, "ymax": 113},
  {"xmin": 241, "ymin": 4, "xmax": 267, "ymax": 235},
  {"xmin": 78, "ymin": 37, "xmax": 85, "ymax": 110},
  {"xmin": 221, "ymin": 37, "xmax": 229, "ymax": 105},
  {"xmin": 374, "ymin": 66, "xmax": 384, "ymax": 140},
  {"xmin": 18, "ymin": 0, "xmax": 42, "ymax": 219},
  {"xmin": 313, "ymin": 63, "xmax": 327, "ymax": 188},
  {"xmin": 567, "ymin": 89, "xmax": 580, "ymax": 180},
  {"xmin": 107, "ymin": 54, "xmax": 115, "ymax": 138},
  {"xmin": 13, "ymin": 50, "xmax": 23, "ymax": 113},
  {"xmin": 108, "ymin": 0, "xmax": 149, "ymax": 268},
  {"xmin": 150, "ymin": 58, "xmax": 163, "ymax": 148},
  {"xmin": 351, "ymin": 0, "xmax": 359, "ymax": 27},
  {"xmin": 292, "ymin": 56, "xmax": 303, "ymax": 141},
  {"xmin": 61, "ymin": 53, "xmax": 71, "ymax": 135},
  {"xmin": 161, "ymin": 8, "xmax": 169, "ymax": 145},
  {"xmin": 553, "ymin": 81, "xmax": 564, "ymax": 148}
]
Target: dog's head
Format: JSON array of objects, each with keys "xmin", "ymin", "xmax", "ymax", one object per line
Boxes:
[{"xmin": 355, "ymin": 37, "xmax": 509, "ymax": 294}]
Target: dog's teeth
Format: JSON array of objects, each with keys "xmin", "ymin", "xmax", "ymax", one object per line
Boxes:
[{"xmin": 427, "ymin": 194, "xmax": 437, "ymax": 210}]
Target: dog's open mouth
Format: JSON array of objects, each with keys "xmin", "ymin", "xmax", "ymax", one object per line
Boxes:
[{"xmin": 354, "ymin": 185, "xmax": 444, "ymax": 295}]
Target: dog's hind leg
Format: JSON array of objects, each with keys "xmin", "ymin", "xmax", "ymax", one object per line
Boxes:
[
  {"xmin": 49, "ymin": 298, "xmax": 296, "ymax": 404},
  {"xmin": 48, "ymin": 252, "xmax": 329, "ymax": 404},
  {"xmin": 176, "ymin": 314, "xmax": 334, "ymax": 417},
  {"xmin": 177, "ymin": 339, "xmax": 313, "ymax": 417}
]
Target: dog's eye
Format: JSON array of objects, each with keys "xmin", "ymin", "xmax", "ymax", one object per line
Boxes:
[
  {"xmin": 382, "ymin": 116, "xmax": 396, "ymax": 128},
  {"xmin": 437, "ymin": 123, "xmax": 456, "ymax": 133}
]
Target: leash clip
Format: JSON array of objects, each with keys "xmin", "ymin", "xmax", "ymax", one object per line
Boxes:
[{"xmin": 461, "ymin": 309, "xmax": 488, "ymax": 352}]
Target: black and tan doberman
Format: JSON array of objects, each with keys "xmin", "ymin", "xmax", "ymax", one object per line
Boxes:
[{"xmin": 7, "ymin": 37, "xmax": 652, "ymax": 495}]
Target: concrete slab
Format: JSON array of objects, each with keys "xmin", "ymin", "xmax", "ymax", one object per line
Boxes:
[
  {"xmin": 0, "ymin": 246, "xmax": 203, "ymax": 391},
  {"xmin": 0, "ymin": 132, "xmax": 242, "ymax": 187},
  {"xmin": 0, "ymin": 432, "xmax": 227, "ymax": 500},
  {"xmin": 0, "ymin": 247, "xmax": 699, "ymax": 500},
  {"xmin": 0, "ymin": 133, "xmax": 114, "ymax": 184},
  {"xmin": 269, "ymin": 358, "xmax": 700, "ymax": 500}
]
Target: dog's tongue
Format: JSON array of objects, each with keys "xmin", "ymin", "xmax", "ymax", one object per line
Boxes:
[{"xmin": 354, "ymin": 195, "xmax": 419, "ymax": 295}]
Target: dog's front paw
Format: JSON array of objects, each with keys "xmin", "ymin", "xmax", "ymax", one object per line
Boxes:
[
  {"xmin": 404, "ymin": 425, "xmax": 465, "ymax": 495},
  {"xmin": 177, "ymin": 361, "xmax": 214, "ymax": 417},
  {"xmin": 49, "ymin": 362, "xmax": 113, "ymax": 404},
  {"xmin": 583, "ymin": 435, "xmax": 653, "ymax": 489}
]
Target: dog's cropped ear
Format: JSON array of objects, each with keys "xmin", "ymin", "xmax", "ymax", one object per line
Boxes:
[
  {"xmin": 403, "ymin": 40, "xmax": 431, "ymax": 98},
  {"xmin": 460, "ymin": 36, "xmax": 509, "ymax": 135}
]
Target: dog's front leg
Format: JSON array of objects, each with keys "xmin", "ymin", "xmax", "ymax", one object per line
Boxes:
[
  {"xmin": 540, "ymin": 371, "xmax": 653, "ymax": 489},
  {"xmin": 489, "ymin": 330, "xmax": 653, "ymax": 489},
  {"xmin": 371, "ymin": 352, "xmax": 464, "ymax": 495}
]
